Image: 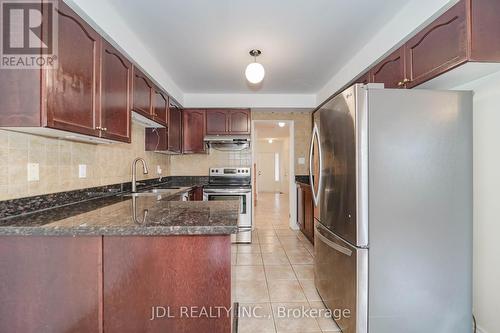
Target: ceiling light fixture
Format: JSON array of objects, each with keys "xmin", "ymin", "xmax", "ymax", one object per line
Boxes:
[
  {"xmin": 268, "ymin": 138, "xmax": 273, "ymax": 144},
  {"xmin": 278, "ymin": 122, "xmax": 286, "ymax": 128},
  {"xmin": 245, "ymin": 49, "xmax": 265, "ymax": 84}
]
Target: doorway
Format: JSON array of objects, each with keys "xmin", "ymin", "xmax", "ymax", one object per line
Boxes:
[
  {"xmin": 256, "ymin": 152, "xmax": 278, "ymax": 192},
  {"xmin": 252, "ymin": 120, "xmax": 297, "ymax": 229}
]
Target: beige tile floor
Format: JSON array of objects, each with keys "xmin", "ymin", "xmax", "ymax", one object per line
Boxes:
[{"xmin": 233, "ymin": 192, "xmax": 340, "ymax": 333}]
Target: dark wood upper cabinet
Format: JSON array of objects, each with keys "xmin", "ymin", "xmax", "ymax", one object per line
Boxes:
[
  {"xmin": 405, "ymin": 1, "xmax": 468, "ymax": 88},
  {"xmin": 168, "ymin": 103, "xmax": 182, "ymax": 153},
  {"xmin": 145, "ymin": 101, "xmax": 181, "ymax": 154},
  {"xmin": 354, "ymin": 72, "xmax": 371, "ymax": 85},
  {"xmin": 45, "ymin": 1, "xmax": 101, "ymax": 137},
  {"xmin": 324, "ymin": 0, "xmax": 500, "ymax": 99},
  {"xmin": 145, "ymin": 128, "xmax": 168, "ymax": 151},
  {"xmin": 182, "ymin": 109, "xmax": 206, "ymax": 154},
  {"xmin": 228, "ymin": 109, "xmax": 251, "ymax": 134},
  {"xmin": 206, "ymin": 109, "xmax": 229, "ymax": 135},
  {"xmin": 470, "ymin": 0, "xmax": 500, "ymax": 61},
  {"xmin": 369, "ymin": 46, "xmax": 406, "ymax": 88},
  {"xmin": 206, "ymin": 109, "xmax": 251, "ymax": 135},
  {"xmin": 152, "ymin": 89, "xmax": 168, "ymax": 126},
  {"xmin": 132, "ymin": 67, "xmax": 153, "ymax": 118},
  {"xmin": 100, "ymin": 40, "xmax": 132, "ymax": 143},
  {"xmin": 0, "ymin": 2, "xmax": 132, "ymax": 143}
]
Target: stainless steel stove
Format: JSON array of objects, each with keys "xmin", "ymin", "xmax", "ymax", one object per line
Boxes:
[{"xmin": 203, "ymin": 167, "xmax": 252, "ymax": 243}]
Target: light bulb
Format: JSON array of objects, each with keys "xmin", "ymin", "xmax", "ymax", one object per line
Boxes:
[
  {"xmin": 268, "ymin": 139, "xmax": 273, "ymax": 144},
  {"xmin": 278, "ymin": 122, "xmax": 285, "ymax": 127},
  {"xmin": 245, "ymin": 62, "xmax": 265, "ymax": 84}
]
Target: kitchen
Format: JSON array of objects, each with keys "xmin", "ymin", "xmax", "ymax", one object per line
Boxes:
[{"xmin": 0, "ymin": 0, "xmax": 499, "ymax": 332}]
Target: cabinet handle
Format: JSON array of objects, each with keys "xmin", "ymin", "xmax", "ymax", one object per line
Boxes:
[
  {"xmin": 397, "ymin": 81, "xmax": 404, "ymax": 87},
  {"xmin": 403, "ymin": 78, "xmax": 411, "ymax": 84},
  {"xmin": 96, "ymin": 126, "xmax": 101, "ymax": 130},
  {"xmin": 102, "ymin": 128, "xmax": 107, "ymax": 131}
]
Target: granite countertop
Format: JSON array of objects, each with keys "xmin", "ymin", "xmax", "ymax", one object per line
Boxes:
[{"xmin": 0, "ymin": 186, "xmax": 239, "ymax": 236}]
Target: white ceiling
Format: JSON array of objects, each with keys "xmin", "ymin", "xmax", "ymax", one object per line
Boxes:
[{"xmin": 105, "ymin": 0, "xmax": 412, "ymax": 95}]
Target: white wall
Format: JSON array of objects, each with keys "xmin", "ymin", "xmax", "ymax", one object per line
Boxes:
[{"xmin": 455, "ymin": 71, "xmax": 500, "ymax": 333}]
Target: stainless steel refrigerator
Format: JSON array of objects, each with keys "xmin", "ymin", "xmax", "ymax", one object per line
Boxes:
[{"xmin": 310, "ymin": 84, "xmax": 472, "ymax": 333}]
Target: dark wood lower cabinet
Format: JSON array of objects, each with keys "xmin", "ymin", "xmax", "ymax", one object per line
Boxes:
[
  {"xmin": 103, "ymin": 236, "xmax": 231, "ymax": 333},
  {"xmin": 0, "ymin": 236, "xmax": 102, "ymax": 333},
  {"xmin": 0, "ymin": 235, "xmax": 232, "ymax": 333},
  {"xmin": 189, "ymin": 186, "xmax": 204, "ymax": 201},
  {"xmin": 297, "ymin": 183, "xmax": 314, "ymax": 244}
]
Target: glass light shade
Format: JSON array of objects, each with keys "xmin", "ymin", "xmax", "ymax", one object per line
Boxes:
[{"xmin": 245, "ymin": 62, "xmax": 265, "ymax": 84}]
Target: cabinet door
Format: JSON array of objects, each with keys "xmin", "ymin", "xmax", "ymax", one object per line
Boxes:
[
  {"xmin": 206, "ymin": 109, "xmax": 228, "ymax": 134},
  {"xmin": 45, "ymin": 2, "xmax": 100, "ymax": 136},
  {"xmin": 194, "ymin": 187, "xmax": 204, "ymax": 201},
  {"xmin": 304, "ymin": 188, "xmax": 314, "ymax": 244},
  {"xmin": 168, "ymin": 104, "xmax": 182, "ymax": 153},
  {"xmin": 228, "ymin": 109, "xmax": 251, "ymax": 134},
  {"xmin": 132, "ymin": 67, "xmax": 153, "ymax": 117},
  {"xmin": 100, "ymin": 40, "xmax": 132, "ymax": 143},
  {"xmin": 0, "ymin": 237, "xmax": 102, "ymax": 333},
  {"xmin": 145, "ymin": 128, "xmax": 168, "ymax": 151},
  {"xmin": 182, "ymin": 109, "xmax": 206, "ymax": 154},
  {"xmin": 405, "ymin": 1, "xmax": 467, "ymax": 88},
  {"xmin": 297, "ymin": 186, "xmax": 305, "ymax": 231},
  {"xmin": 103, "ymin": 236, "xmax": 231, "ymax": 333},
  {"xmin": 369, "ymin": 46, "xmax": 406, "ymax": 88},
  {"xmin": 152, "ymin": 89, "xmax": 168, "ymax": 126}
]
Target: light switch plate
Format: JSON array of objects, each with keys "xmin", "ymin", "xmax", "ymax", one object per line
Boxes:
[
  {"xmin": 27, "ymin": 163, "xmax": 39, "ymax": 181},
  {"xmin": 298, "ymin": 157, "xmax": 305, "ymax": 165},
  {"xmin": 78, "ymin": 164, "xmax": 87, "ymax": 178}
]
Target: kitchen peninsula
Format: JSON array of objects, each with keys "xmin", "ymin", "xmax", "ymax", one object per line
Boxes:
[{"xmin": 0, "ymin": 183, "xmax": 238, "ymax": 333}]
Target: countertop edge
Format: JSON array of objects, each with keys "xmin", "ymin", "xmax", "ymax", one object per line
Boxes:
[{"xmin": 0, "ymin": 225, "xmax": 239, "ymax": 236}]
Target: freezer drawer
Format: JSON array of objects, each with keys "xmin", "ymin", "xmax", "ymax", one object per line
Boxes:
[{"xmin": 314, "ymin": 222, "xmax": 367, "ymax": 333}]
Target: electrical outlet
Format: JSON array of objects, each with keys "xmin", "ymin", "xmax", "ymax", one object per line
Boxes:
[
  {"xmin": 298, "ymin": 157, "xmax": 305, "ymax": 165},
  {"xmin": 27, "ymin": 163, "xmax": 39, "ymax": 181},
  {"xmin": 78, "ymin": 164, "xmax": 87, "ymax": 178}
]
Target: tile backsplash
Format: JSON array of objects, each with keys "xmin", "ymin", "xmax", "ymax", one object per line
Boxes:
[
  {"xmin": 170, "ymin": 148, "xmax": 251, "ymax": 176},
  {"xmin": 0, "ymin": 123, "xmax": 170, "ymax": 201}
]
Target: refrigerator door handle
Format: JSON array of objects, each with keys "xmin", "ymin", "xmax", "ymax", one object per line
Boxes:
[
  {"xmin": 309, "ymin": 123, "xmax": 323, "ymax": 207},
  {"xmin": 315, "ymin": 225, "xmax": 352, "ymax": 256}
]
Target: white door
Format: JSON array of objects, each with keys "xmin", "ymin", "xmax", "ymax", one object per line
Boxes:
[{"xmin": 257, "ymin": 152, "xmax": 278, "ymax": 192}]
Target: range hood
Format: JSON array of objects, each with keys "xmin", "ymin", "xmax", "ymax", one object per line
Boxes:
[{"xmin": 204, "ymin": 135, "xmax": 251, "ymax": 151}]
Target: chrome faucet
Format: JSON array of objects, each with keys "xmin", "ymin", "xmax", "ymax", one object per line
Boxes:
[{"xmin": 131, "ymin": 158, "xmax": 149, "ymax": 192}]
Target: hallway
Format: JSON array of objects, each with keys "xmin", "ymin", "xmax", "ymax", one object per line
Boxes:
[{"xmin": 232, "ymin": 193, "xmax": 340, "ymax": 333}]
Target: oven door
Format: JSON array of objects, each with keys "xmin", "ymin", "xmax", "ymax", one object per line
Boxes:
[{"xmin": 204, "ymin": 191, "xmax": 251, "ymax": 228}]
